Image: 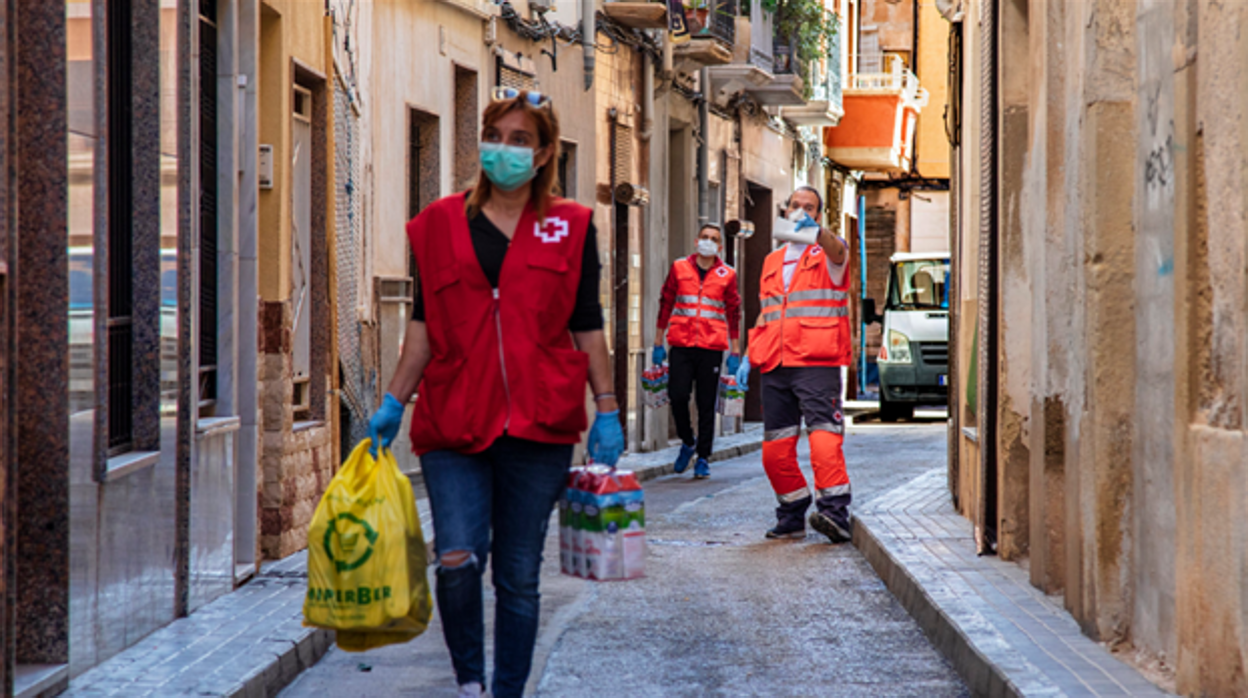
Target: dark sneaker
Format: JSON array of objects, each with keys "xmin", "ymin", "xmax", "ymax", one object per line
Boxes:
[
  {"xmin": 673, "ymin": 444, "xmax": 696, "ymax": 474},
  {"xmin": 693, "ymin": 458, "xmax": 710, "ymax": 479},
  {"xmin": 808, "ymin": 511, "xmax": 852, "ymax": 543},
  {"xmin": 765, "ymin": 525, "xmax": 806, "ymax": 540}
]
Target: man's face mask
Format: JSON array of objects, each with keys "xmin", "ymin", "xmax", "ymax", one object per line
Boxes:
[
  {"xmin": 479, "ymin": 142, "xmax": 537, "ymax": 191},
  {"xmin": 697, "ymin": 238, "xmax": 719, "ymax": 257}
]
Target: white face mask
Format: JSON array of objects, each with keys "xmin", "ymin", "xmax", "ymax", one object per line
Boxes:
[{"xmin": 697, "ymin": 239, "xmax": 719, "ymax": 257}]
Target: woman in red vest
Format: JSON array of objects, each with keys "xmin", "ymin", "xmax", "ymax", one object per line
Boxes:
[{"xmin": 367, "ymin": 89, "xmax": 623, "ymax": 698}]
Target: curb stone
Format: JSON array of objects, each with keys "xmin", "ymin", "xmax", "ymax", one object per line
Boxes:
[{"xmin": 853, "ymin": 469, "xmax": 1175, "ymax": 698}]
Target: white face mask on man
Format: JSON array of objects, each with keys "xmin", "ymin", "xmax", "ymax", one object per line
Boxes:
[{"xmin": 697, "ymin": 239, "xmax": 719, "ymax": 257}]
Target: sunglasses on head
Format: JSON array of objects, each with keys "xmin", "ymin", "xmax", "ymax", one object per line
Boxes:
[{"xmin": 491, "ymin": 86, "xmax": 552, "ymax": 109}]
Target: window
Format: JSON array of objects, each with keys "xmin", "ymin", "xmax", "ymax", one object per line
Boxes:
[
  {"xmin": 558, "ymin": 140, "xmax": 577, "ymax": 200},
  {"xmin": 199, "ymin": 1, "xmax": 218, "ymax": 411},
  {"xmin": 408, "ymin": 109, "xmax": 440, "ymax": 280},
  {"xmin": 453, "ymin": 66, "xmax": 478, "ymax": 193},
  {"xmin": 107, "ymin": 0, "xmax": 135, "ymax": 453}
]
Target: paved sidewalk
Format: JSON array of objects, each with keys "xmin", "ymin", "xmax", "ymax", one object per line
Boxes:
[
  {"xmin": 62, "ymin": 429, "xmax": 771, "ymax": 698},
  {"xmin": 62, "ymin": 554, "xmax": 333, "ymax": 698},
  {"xmin": 853, "ymin": 468, "xmax": 1174, "ymax": 698}
]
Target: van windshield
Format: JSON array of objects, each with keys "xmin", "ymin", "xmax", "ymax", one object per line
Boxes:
[{"xmin": 886, "ymin": 259, "xmax": 950, "ymax": 310}]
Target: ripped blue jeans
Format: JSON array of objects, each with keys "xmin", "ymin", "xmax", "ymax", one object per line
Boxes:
[{"xmin": 420, "ymin": 436, "xmax": 573, "ymax": 698}]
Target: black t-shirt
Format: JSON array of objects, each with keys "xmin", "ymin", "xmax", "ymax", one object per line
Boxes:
[{"xmin": 411, "ymin": 212, "xmax": 604, "ymax": 332}]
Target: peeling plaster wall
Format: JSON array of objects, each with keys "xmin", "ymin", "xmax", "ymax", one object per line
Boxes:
[
  {"xmin": 1131, "ymin": 0, "xmax": 1179, "ymax": 665},
  {"xmin": 951, "ymin": 0, "xmax": 1248, "ymax": 691},
  {"xmin": 1174, "ymin": 1, "xmax": 1248, "ymax": 694},
  {"xmin": 996, "ymin": 0, "xmax": 1030, "ymax": 563}
]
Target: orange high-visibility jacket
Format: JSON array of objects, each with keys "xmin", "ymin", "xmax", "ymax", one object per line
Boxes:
[
  {"xmin": 665, "ymin": 257, "xmax": 737, "ymax": 351},
  {"xmin": 748, "ymin": 245, "xmax": 850, "ymax": 372}
]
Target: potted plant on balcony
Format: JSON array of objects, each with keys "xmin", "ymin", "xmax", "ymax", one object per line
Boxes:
[
  {"xmin": 683, "ymin": 0, "xmax": 711, "ymax": 35},
  {"xmin": 751, "ymin": 0, "xmax": 838, "ymax": 97}
]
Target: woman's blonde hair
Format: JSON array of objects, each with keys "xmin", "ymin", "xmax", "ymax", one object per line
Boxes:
[{"xmin": 464, "ymin": 92, "xmax": 562, "ymax": 221}]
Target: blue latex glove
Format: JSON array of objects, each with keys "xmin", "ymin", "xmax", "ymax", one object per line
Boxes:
[
  {"xmin": 652, "ymin": 345, "xmax": 667, "ymax": 366},
  {"xmin": 726, "ymin": 353, "xmax": 741, "ymax": 376},
  {"xmin": 794, "ymin": 211, "xmax": 820, "ymax": 231},
  {"xmin": 587, "ymin": 410, "xmax": 625, "ymax": 467},
  {"xmin": 735, "ymin": 356, "xmax": 751, "ymax": 392},
  {"xmin": 368, "ymin": 393, "xmax": 405, "ymax": 458}
]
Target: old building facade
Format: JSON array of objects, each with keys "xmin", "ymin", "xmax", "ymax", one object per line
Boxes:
[
  {"xmin": 948, "ymin": 0, "xmax": 1248, "ymax": 693},
  {"xmin": 0, "ymin": 0, "xmax": 905, "ymax": 693}
]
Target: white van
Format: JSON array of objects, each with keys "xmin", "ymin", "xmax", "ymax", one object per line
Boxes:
[{"xmin": 864, "ymin": 251, "xmax": 950, "ymax": 421}]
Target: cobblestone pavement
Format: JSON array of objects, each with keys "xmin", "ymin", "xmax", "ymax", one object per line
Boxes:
[{"xmin": 280, "ymin": 417, "xmax": 968, "ymax": 697}]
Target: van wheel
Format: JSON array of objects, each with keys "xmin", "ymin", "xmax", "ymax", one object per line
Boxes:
[{"xmin": 879, "ymin": 395, "xmax": 913, "ymax": 422}]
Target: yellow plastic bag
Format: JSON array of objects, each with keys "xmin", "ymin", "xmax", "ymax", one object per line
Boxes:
[{"xmin": 303, "ymin": 439, "xmax": 431, "ymax": 650}]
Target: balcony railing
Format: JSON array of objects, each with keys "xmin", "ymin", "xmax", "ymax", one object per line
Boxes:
[
  {"xmin": 850, "ymin": 54, "xmax": 928, "ymax": 108},
  {"xmin": 794, "ymin": 17, "xmax": 844, "ymax": 111},
  {"xmin": 687, "ymin": 0, "xmax": 736, "ymax": 46}
]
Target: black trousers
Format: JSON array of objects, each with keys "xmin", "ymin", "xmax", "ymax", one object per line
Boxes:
[{"xmin": 668, "ymin": 346, "xmax": 723, "ymax": 459}]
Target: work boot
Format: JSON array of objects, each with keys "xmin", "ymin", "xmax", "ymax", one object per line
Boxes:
[
  {"xmin": 765, "ymin": 495, "xmax": 811, "ymax": 539},
  {"xmin": 673, "ymin": 443, "xmax": 696, "ymax": 474},
  {"xmin": 693, "ymin": 458, "xmax": 710, "ymax": 479},
  {"xmin": 765, "ymin": 523, "xmax": 806, "ymax": 540},
  {"xmin": 809, "ymin": 510, "xmax": 852, "ymax": 544}
]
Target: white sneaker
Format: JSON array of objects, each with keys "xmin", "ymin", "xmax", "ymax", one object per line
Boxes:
[{"xmin": 457, "ymin": 682, "xmax": 484, "ymax": 698}]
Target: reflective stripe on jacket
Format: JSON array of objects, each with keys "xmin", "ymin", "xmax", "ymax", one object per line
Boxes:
[
  {"xmin": 747, "ymin": 244, "xmax": 850, "ymax": 372},
  {"xmin": 405, "ymin": 192, "xmax": 593, "ymax": 455},
  {"xmin": 665, "ymin": 257, "xmax": 736, "ymax": 351}
]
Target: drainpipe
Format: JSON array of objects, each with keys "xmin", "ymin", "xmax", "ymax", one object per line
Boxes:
[
  {"xmin": 697, "ymin": 67, "xmax": 710, "ymax": 225},
  {"xmin": 583, "ymin": 0, "xmax": 595, "ymax": 89},
  {"xmin": 858, "ymin": 193, "xmax": 867, "ymax": 394},
  {"xmin": 640, "ymin": 50, "xmax": 654, "ymax": 141},
  {"xmin": 663, "ymin": 27, "xmax": 673, "ymax": 75}
]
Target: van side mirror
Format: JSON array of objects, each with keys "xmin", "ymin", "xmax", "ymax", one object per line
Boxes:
[{"xmin": 862, "ymin": 298, "xmax": 881, "ymax": 325}]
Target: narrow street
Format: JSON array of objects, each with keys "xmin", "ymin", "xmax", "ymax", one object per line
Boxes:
[{"xmin": 281, "ymin": 418, "xmax": 967, "ymax": 697}]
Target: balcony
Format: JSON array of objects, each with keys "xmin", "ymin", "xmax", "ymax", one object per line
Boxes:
[
  {"xmin": 672, "ymin": 0, "xmax": 737, "ymax": 70},
  {"xmin": 601, "ymin": 1, "xmax": 669, "ymax": 30},
  {"xmin": 704, "ymin": 5, "xmax": 802, "ymax": 105},
  {"xmin": 747, "ymin": 39, "xmax": 804, "ymax": 106},
  {"xmin": 823, "ymin": 54, "xmax": 929, "ymax": 173},
  {"xmin": 779, "ymin": 17, "xmax": 843, "ymax": 125}
]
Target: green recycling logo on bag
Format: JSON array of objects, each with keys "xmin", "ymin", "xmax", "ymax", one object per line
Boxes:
[{"xmin": 324, "ymin": 512, "xmax": 379, "ymax": 573}]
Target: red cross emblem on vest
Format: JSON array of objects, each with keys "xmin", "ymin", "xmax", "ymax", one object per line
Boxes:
[{"xmin": 535, "ymin": 217, "xmax": 570, "ymax": 244}]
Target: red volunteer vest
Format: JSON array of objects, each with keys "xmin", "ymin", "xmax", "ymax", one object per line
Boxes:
[
  {"xmin": 747, "ymin": 244, "xmax": 851, "ymax": 372},
  {"xmin": 666, "ymin": 256, "xmax": 736, "ymax": 351},
  {"xmin": 405, "ymin": 193, "xmax": 594, "ymax": 455}
]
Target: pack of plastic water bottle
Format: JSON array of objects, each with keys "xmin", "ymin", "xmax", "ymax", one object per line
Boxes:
[
  {"xmin": 641, "ymin": 363, "xmax": 670, "ymax": 409},
  {"xmin": 559, "ymin": 466, "xmax": 646, "ymax": 581},
  {"xmin": 717, "ymin": 375, "xmax": 745, "ymax": 417}
]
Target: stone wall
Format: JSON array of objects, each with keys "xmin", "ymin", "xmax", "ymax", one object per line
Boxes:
[
  {"xmin": 259, "ymin": 299, "xmax": 335, "ymax": 559},
  {"xmin": 951, "ymin": 0, "xmax": 1248, "ymax": 693}
]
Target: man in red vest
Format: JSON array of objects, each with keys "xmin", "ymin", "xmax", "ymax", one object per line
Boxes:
[
  {"xmin": 735, "ymin": 186, "xmax": 853, "ymax": 542},
  {"xmin": 653, "ymin": 224, "xmax": 741, "ymax": 479}
]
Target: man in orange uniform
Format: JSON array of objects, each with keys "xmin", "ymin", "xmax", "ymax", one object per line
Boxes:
[
  {"xmin": 654, "ymin": 224, "xmax": 741, "ymax": 479},
  {"xmin": 735, "ymin": 186, "xmax": 853, "ymax": 542}
]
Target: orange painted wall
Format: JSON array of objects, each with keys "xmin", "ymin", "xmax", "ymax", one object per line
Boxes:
[{"xmin": 824, "ymin": 94, "xmax": 901, "ymax": 149}]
